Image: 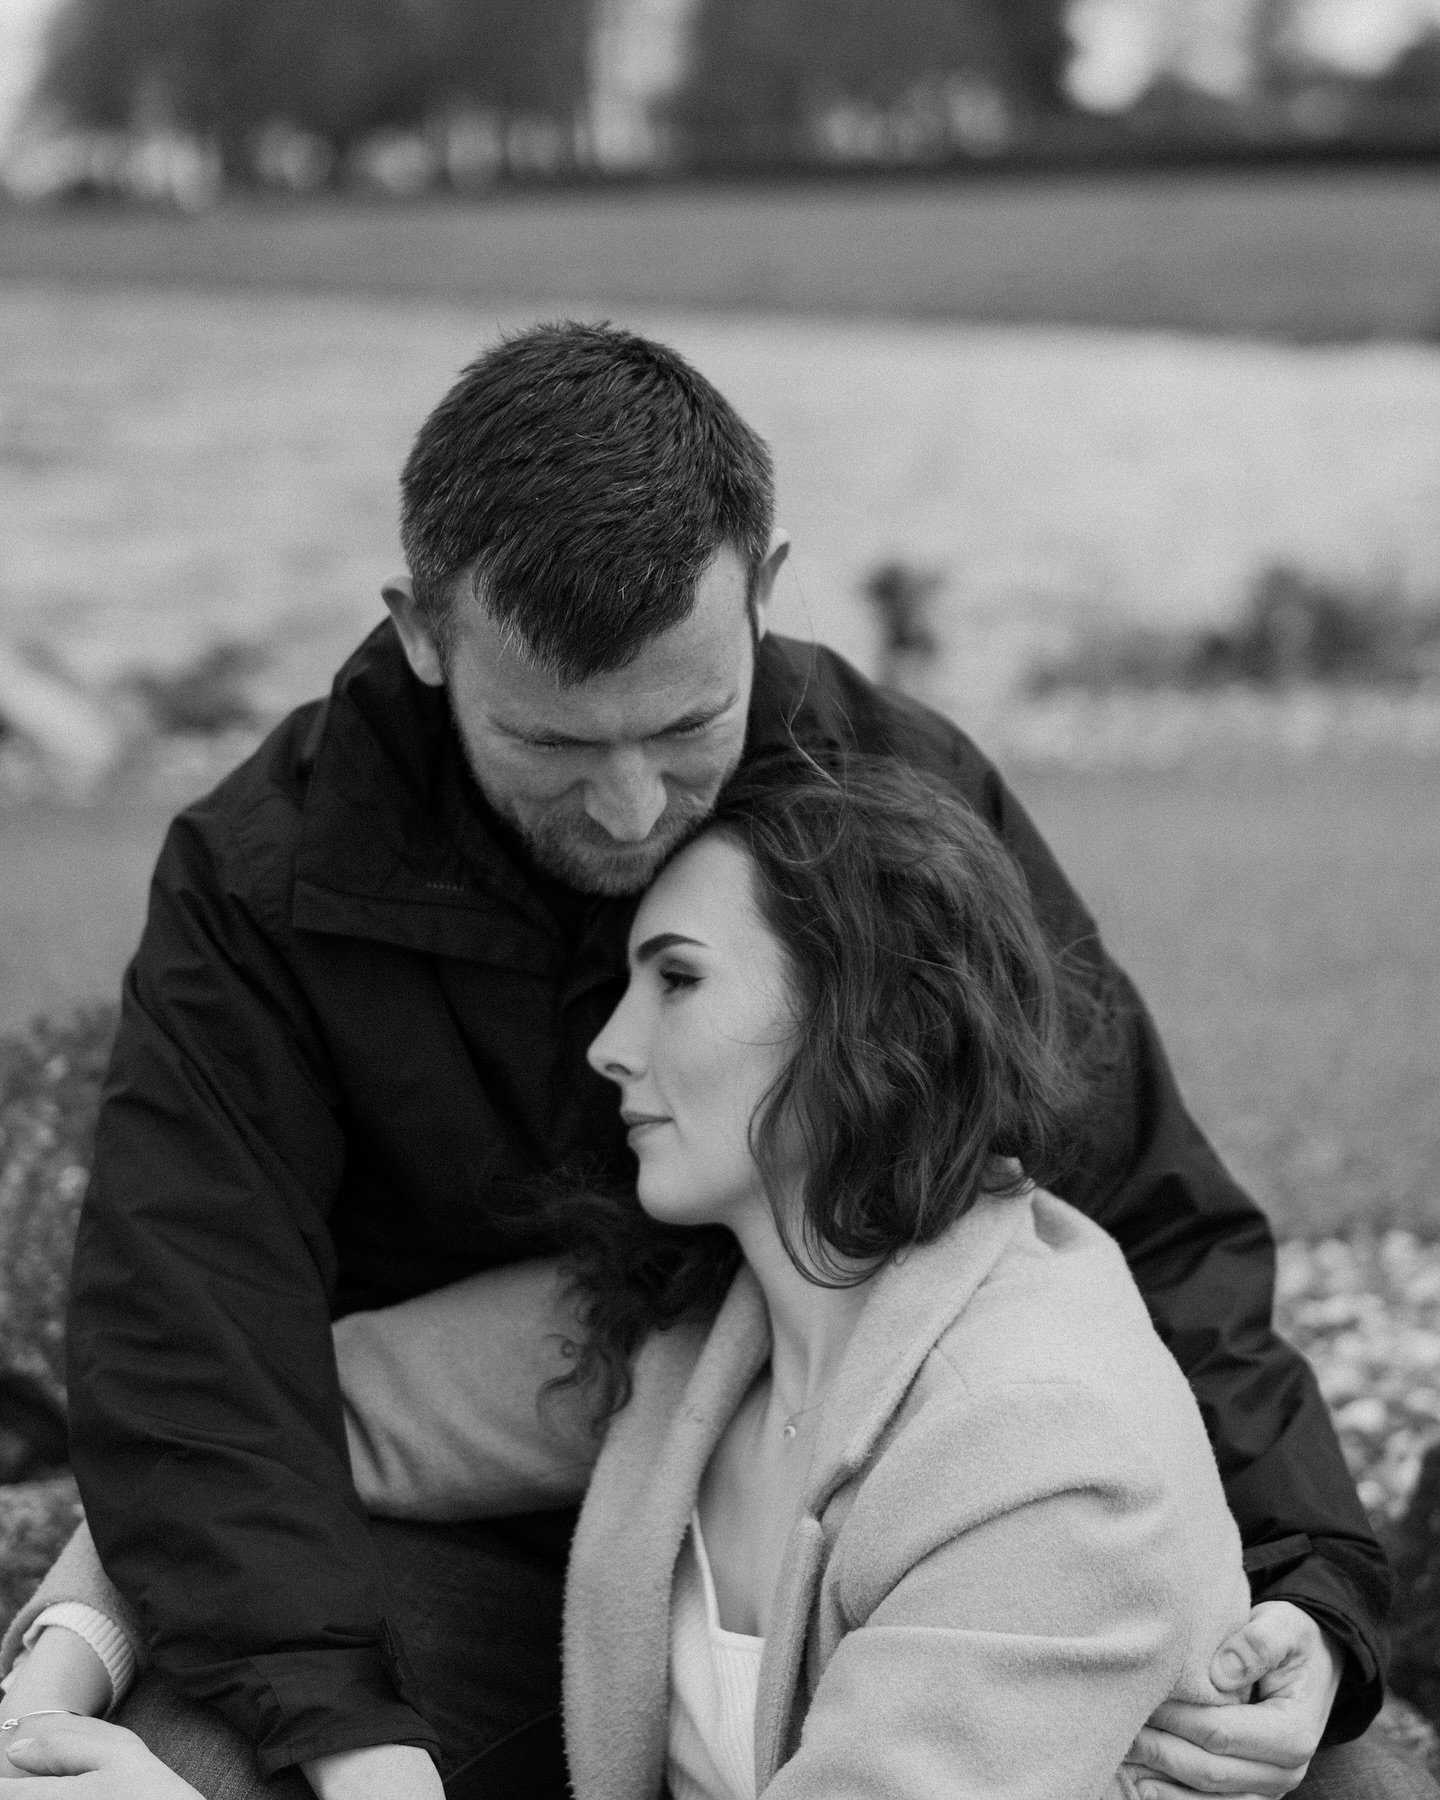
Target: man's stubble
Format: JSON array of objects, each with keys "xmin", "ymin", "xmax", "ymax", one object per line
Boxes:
[{"xmin": 451, "ymin": 711, "xmax": 742, "ymax": 897}]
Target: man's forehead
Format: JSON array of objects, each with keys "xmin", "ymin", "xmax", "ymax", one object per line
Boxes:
[{"xmin": 454, "ymin": 559, "xmax": 753, "ymax": 739}]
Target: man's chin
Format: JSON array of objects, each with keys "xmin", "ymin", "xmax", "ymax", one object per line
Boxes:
[{"xmin": 528, "ymin": 831, "xmax": 685, "ymax": 896}]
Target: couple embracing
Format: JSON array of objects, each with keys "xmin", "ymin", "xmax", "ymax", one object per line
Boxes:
[{"xmin": 0, "ymin": 325, "xmax": 1415, "ymax": 1800}]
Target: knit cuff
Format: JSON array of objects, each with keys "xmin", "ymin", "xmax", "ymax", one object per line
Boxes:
[{"xmin": 20, "ymin": 1603, "xmax": 139, "ymax": 1715}]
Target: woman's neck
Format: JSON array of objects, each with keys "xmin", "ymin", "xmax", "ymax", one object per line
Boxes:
[{"xmin": 730, "ymin": 1204, "xmax": 874, "ymax": 1421}]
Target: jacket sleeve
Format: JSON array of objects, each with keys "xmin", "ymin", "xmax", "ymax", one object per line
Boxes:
[
  {"xmin": 65, "ymin": 802, "xmax": 439, "ymax": 1776},
  {"xmin": 5, "ymin": 1263, "xmax": 596, "ymax": 1699},
  {"xmin": 336, "ymin": 1260, "xmax": 600, "ymax": 1520},
  {"xmin": 967, "ymin": 751, "xmax": 1389, "ymax": 1739},
  {"xmin": 764, "ymin": 1383, "xmax": 1243, "ymax": 1800}
]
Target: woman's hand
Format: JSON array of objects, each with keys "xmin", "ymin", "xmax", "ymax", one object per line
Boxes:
[
  {"xmin": 0, "ymin": 1713, "xmax": 201, "ymax": 1796},
  {"xmin": 0, "ymin": 1628, "xmax": 112, "ymax": 1765}
]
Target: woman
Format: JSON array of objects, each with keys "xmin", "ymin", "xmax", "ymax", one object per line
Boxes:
[{"xmin": 1, "ymin": 755, "xmax": 1251, "ymax": 1799}]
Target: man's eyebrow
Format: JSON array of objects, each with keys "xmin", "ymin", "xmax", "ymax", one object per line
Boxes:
[
  {"xmin": 496, "ymin": 692, "xmax": 738, "ymax": 747},
  {"xmin": 633, "ymin": 932, "xmax": 706, "ymax": 965},
  {"xmin": 658, "ymin": 692, "xmax": 738, "ymax": 732}
]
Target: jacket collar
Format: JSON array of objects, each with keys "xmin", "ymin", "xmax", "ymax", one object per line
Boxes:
[{"xmin": 290, "ymin": 622, "xmax": 846, "ymax": 964}]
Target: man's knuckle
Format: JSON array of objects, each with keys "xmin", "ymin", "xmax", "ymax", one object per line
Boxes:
[{"xmin": 1196, "ymin": 1717, "xmax": 1234, "ymax": 1757}]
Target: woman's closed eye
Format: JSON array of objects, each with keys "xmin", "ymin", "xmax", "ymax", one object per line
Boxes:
[{"xmin": 659, "ymin": 963, "xmax": 702, "ymax": 995}]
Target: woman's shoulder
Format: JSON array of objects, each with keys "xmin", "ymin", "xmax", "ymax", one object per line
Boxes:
[
  {"xmin": 934, "ymin": 1187, "xmax": 1175, "ymax": 1394},
  {"xmin": 826, "ymin": 1190, "xmax": 1248, "ymax": 1670}
]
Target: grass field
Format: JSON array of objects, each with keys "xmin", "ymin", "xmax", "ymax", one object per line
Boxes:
[
  {"xmin": 2, "ymin": 750, "xmax": 1436, "ymax": 1239},
  {"xmin": 1020, "ymin": 756, "xmax": 1440, "ymax": 1238},
  {"xmin": 4, "ymin": 166, "xmax": 1440, "ymax": 338}
]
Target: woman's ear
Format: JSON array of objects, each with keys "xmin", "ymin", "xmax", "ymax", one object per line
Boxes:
[{"xmin": 381, "ymin": 575, "xmax": 446, "ymax": 688}]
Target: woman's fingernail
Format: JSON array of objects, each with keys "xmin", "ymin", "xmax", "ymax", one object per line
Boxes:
[
  {"xmin": 6, "ymin": 1736, "xmax": 33, "ymax": 1753},
  {"xmin": 1217, "ymin": 1649, "xmax": 1247, "ymax": 1681}
]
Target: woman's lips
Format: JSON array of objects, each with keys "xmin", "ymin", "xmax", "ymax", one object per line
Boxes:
[{"xmin": 622, "ymin": 1112, "xmax": 670, "ymax": 1140}]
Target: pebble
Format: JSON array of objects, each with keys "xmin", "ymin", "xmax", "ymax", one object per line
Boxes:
[{"xmin": 1277, "ymin": 1232, "xmax": 1440, "ymax": 1522}]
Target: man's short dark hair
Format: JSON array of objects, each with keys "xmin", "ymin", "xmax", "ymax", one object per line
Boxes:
[{"xmin": 399, "ymin": 321, "xmax": 775, "ymax": 683}]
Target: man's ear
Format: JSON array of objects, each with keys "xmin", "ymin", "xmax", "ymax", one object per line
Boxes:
[
  {"xmin": 381, "ymin": 575, "xmax": 446, "ymax": 688},
  {"xmin": 751, "ymin": 531, "xmax": 790, "ymax": 640}
]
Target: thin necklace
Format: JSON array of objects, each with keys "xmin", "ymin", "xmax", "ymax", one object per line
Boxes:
[{"xmin": 779, "ymin": 1396, "xmax": 828, "ymax": 1440}]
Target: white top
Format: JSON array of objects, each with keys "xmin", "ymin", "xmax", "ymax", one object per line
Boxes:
[{"xmin": 667, "ymin": 1511, "xmax": 765, "ymax": 1800}]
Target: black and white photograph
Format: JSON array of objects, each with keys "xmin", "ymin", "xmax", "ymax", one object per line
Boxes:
[{"xmin": 1, "ymin": 1, "xmax": 1439, "ymax": 1795}]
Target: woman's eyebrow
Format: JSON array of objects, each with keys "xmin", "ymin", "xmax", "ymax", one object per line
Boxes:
[{"xmin": 633, "ymin": 932, "xmax": 706, "ymax": 965}]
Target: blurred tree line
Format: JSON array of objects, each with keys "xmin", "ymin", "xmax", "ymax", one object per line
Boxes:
[
  {"xmin": 25, "ymin": 0, "xmax": 1440, "ymax": 196},
  {"xmin": 666, "ymin": 0, "xmax": 1069, "ymax": 163},
  {"xmin": 33, "ymin": 0, "xmax": 1073, "ymax": 188},
  {"xmin": 37, "ymin": 0, "xmax": 592, "ymax": 184}
]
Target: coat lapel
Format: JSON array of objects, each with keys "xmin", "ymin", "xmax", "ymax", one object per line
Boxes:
[
  {"xmin": 563, "ymin": 1271, "xmax": 772, "ymax": 1800},
  {"xmin": 805, "ymin": 1188, "xmax": 1031, "ymax": 1515},
  {"xmin": 753, "ymin": 1188, "xmax": 1034, "ymax": 1786}
]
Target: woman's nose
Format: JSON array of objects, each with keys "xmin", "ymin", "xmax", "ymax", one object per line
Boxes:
[{"xmin": 586, "ymin": 994, "xmax": 643, "ymax": 1082}]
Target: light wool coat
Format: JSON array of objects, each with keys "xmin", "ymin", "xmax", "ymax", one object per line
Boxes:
[
  {"xmin": 7, "ymin": 1192, "xmax": 1250, "ymax": 1799},
  {"xmin": 560, "ymin": 1187, "xmax": 1251, "ymax": 1800}
]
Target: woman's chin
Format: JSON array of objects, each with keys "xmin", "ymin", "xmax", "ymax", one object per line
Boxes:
[
  {"xmin": 635, "ymin": 1183, "xmax": 718, "ymax": 1228},
  {"xmin": 633, "ymin": 1169, "xmax": 738, "ymax": 1231}
]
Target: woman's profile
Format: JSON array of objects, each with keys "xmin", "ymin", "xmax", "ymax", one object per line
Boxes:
[{"xmin": 2, "ymin": 754, "xmax": 1251, "ymax": 1799}]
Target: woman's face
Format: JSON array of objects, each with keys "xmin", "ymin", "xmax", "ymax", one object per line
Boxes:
[{"xmin": 586, "ymin": 830, "xmax": 800, "ymax": 1231}]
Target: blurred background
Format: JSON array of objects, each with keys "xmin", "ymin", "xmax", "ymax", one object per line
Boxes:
[{"xmin": 1, "ymin": 0, "xmax": 1439, "ymax": 1537}]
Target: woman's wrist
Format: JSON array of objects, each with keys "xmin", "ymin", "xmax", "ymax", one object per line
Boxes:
[
  {"xmin": 0, "ymin": 1626, "xmax": 111, "ymax": 1725},
  {"xmin": 301, "ymin": 1741, "xmax": 444, "ymax": 1800}
]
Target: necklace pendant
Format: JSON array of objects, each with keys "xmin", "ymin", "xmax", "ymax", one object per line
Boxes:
[{"xmin": 781, "ymin": 1420, "xmax": 798, "ymax": 1440}]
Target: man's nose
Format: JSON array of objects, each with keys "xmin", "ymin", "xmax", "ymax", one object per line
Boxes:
[{"xmin": 583, "ymin": 748, "xmax": 667, "ymax": 842}]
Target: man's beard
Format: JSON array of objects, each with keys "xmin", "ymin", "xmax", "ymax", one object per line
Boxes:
[
  {"xmin": 500, "ymin": 787, "xmax": 718, "ymax": 894},
  {"xmin": 458, "ymin": 739, "xmax": 736, "ymax": 893}
]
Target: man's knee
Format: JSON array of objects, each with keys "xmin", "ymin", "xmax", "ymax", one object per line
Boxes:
[
  {"xmin": 117, "ymin": 1670, "xmax": 308, "ymax": 1800},
  {"xmin": 1298, "ymin": 1725, "xmax": 1440, "ymax": 1800}
]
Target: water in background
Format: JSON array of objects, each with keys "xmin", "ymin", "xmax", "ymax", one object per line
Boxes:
[{"xmin": 5, "ymin": 281, "xmax": 1440, "ymax": 733}]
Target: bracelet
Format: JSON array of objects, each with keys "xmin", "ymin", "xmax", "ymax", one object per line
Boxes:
[{"xmin": 0, "ymin": 1710, "xmax": 78, "ymax": 1732}]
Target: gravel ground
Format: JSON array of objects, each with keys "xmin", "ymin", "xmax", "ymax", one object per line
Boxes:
[
  {"xmin": 1280, "ymin": 1232, "xmax": 1440, "ymax": 1775},
  {"xmin": 1278, "ymin": 1233, "xmax": 1440, "ymax": 1524}
]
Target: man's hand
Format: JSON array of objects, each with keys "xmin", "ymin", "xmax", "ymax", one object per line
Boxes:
[
  {"xmin": 0, "ymin": 1712, "xmax": 201, "ymax": 1796},
  {"xmin": 302, "ymin": 1743, "xmax": 445, "ymax": 1800},
  {"xmin": 1125, "ymin": 1601, "xmax": 1342, "ymax": 1800}
]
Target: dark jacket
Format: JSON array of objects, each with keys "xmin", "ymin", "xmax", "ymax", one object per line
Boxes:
[{"xmin": 67, "ymin": 625, "xmax": 1389, "ymax": 1775}]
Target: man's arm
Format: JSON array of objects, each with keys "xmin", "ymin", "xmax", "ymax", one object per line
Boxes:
[
  {"xmin": 962, "ymin": 750, "xmax": 1388, "ymax": 1736},
  {"xmin": 66, "ymin": 803, "xmax": 437, "ymax": 1777}
]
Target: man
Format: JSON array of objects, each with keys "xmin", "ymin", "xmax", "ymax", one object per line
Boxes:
[{"xmin": 14, "ymin": 324, "xmax": 1397, "ymax": 1797}]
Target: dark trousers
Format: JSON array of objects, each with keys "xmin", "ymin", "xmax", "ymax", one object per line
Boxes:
[{"xmin": 118, "ymin": 1513, "xmax": 1437, "ymax": 1799}]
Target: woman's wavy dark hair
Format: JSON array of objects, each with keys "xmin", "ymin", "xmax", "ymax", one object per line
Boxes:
[{"xmin": 544, "ymin": 752, "xmax": 1109, "ymax": 1425}]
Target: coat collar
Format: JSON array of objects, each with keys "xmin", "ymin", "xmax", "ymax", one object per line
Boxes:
[
  {"xmin": 563, "ymin": 1275, "xmax": 772, "ymax": 1800},
  {"xmin": 754, "ymin": 1188, "xmax": 1033, "ymax": 1780},
  {"xmin": 803, "ymin": 1187, "xmax": 1032, "ymax": 1517}
]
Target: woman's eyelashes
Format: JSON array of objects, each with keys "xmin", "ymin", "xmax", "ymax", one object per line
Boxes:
[{"xmin": 658, "ymin": 962, "xmax": 702, "ymax": 995}]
